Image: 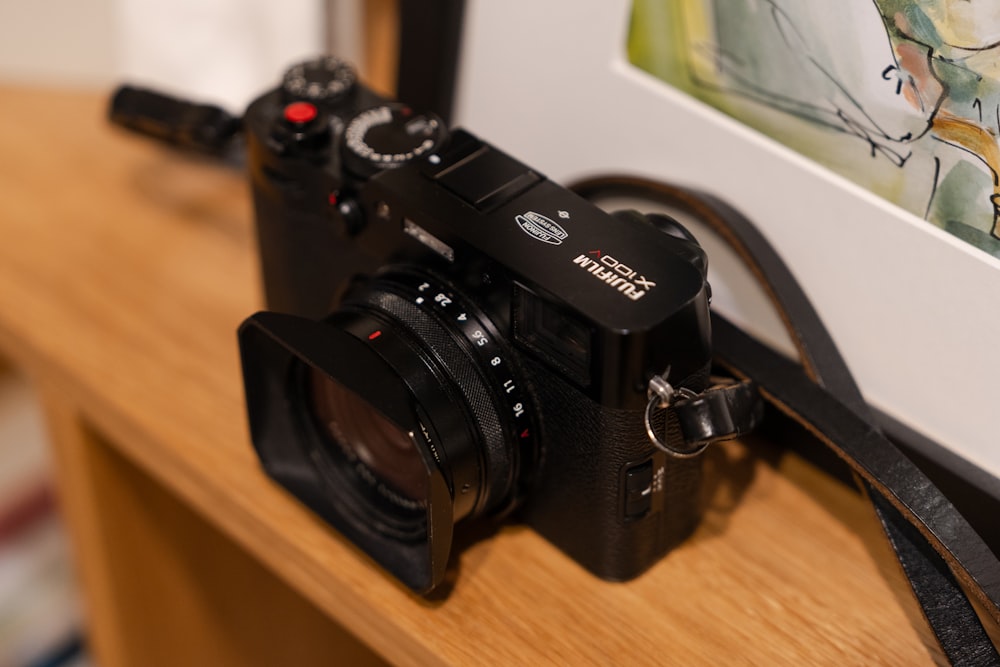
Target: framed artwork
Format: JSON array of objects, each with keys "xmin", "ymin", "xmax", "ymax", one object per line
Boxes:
[
  {"xmin": 628, "ymin": 0, "xmax": 1000, "ymax": 259},
  {"xmin": 451, "ymin": 1, "xmax": 1000, "ymax": 485}
]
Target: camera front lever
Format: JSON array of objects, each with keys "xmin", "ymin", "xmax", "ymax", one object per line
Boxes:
[{"xmin": 644, "ymin": 373, "xmax": 763, "ymax": 459}]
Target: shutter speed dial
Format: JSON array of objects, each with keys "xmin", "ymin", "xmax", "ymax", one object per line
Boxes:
[
  {"xmin": 282, "ymin": 56, "xmax": 357, "ymax": 104},
  {"xmin": 343, "ymin": 104, "xmax": 447, "ymax": 177}
]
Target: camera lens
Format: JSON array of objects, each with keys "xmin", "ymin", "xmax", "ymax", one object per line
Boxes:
[
  {"xmin": 315, "ymin": 268, "xmax": 535, "ymax": 524},
  {"xmin": 308, "ymin": 369, "xmax": 428, "ymax": 506},
  {"xmin": 238, "ymin": 267, "xmax": 537, "ymax": 591}
]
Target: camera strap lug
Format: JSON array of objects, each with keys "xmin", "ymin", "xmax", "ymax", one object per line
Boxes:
[{"xmin": 644, "ymin": 372, "xmax": 763, "ymax": 459}]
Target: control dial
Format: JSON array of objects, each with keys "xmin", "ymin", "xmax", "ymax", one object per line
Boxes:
[
  {"xmin": 282, "ymin": 56, "xmax": 357, "ymax": 104},
  {"xmin": 343, "ymin": 104, "xmax": 447, "ymax": 177}
]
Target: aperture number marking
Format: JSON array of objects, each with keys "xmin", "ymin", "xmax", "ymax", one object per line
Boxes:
[{"xmin": 401, "ymin": 272, "xmax": 534, "ymax": 453}]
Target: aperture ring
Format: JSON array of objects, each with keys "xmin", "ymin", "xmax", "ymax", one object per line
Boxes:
[{"xmin": 352, "ymin": 282, "xmax": 516, "ymax": 518}]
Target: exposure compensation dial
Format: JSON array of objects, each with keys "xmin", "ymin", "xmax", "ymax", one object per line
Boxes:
[{"xmin": 343, "ymin": 104, "xmax": 447, "ymax": 177}]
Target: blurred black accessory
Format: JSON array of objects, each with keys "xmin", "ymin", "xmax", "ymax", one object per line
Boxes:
[
  {"xmin": 572, "ymin": 176, "xmax": 1000, "ymax": 665},
  {"xmin": 396, "ymin": 0, "xmax": 466, "ymax": 125},
  {"xmin": 109, "ymin": 86, "xmax": 242, "ymax": 157}
]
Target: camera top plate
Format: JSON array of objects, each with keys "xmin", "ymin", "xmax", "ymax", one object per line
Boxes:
[{"xmin": 363, "ymin": 130, "xmax": 709, "ymax": 335}]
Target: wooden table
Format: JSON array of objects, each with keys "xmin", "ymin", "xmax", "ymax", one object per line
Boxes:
[{"xmin": 0, "ymin": 85, "xmax": 939, "ymax": 665}]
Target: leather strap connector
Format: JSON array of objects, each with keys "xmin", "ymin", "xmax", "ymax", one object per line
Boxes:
[
  {"xmin": 674, "ymin": 379, "xmax": 764, "ymax": 448},
  {"xmin": 645, "ymin": 374, "xmax": 763, "ymax": 457}
]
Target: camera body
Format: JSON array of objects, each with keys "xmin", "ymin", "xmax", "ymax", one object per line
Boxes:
[{"xmin": 239, "ymin": 57, "xmax": 713, "ymax": 593}]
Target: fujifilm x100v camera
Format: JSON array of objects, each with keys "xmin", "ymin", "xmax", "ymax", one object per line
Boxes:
[{"xmin": 116, "ymin": 56, "xmax": 716, "ymax": 594}]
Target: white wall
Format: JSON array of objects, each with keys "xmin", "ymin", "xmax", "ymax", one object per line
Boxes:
[
  {"xmin": 115, "ymin": 0, "xmax": 325, "ymax": 109},
  {"xmin": 0, "ymin": 0, "xmax": 118, "ymax": 89},
  {"xmin": 0, "ymin": 0, "xmax": 329, "ymax": 110}
]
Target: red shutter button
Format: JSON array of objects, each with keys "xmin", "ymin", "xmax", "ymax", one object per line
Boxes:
[{"xmin": 283, "ymin": 101, "xmax": 318, "ymax": 124}]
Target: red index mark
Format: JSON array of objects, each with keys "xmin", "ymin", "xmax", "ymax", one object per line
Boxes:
[
  {"xmin": 368, "ymin": 330, "xmax": 382, "ymax": 341},
  {"xmin": 520, "ymin": 429, "xmax": 530, "ymax": 439},
  {"xmin": 588, "ymin": 249, "xmax": 602, "ymax": 257}
]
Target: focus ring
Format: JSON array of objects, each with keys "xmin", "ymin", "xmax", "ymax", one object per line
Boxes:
[{"xmin": 357, "ymin": 289, "xmax": 512, "ymax": 517}]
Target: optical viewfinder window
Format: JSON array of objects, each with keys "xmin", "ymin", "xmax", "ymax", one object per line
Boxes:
[{"xmin": 513, "ymin": 285, "xmax": 592, "ymax": 386}]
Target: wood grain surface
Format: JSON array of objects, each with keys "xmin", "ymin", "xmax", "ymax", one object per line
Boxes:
[{"xmin": 0, "ymin": 85, "xmax": 940, "ymax": 665}]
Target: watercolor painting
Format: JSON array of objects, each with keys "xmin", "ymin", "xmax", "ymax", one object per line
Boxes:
[{"xmin": 628, "ymin": 0, "xmax": 1000, "ymax": 258}]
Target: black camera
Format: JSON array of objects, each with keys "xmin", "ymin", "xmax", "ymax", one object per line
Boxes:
[{"xmin": 237, "ymin": 57, "xmax": 713, "ymax": 593}]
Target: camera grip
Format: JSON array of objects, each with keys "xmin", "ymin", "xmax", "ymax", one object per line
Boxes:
[{"xmin": 522, "ymin": 365, "xmax": 703, "ymax": 581}]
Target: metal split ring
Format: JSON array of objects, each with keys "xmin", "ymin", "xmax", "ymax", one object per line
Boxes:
[{"xmin": 643, "ymin": 375, "xmax": 708, "ymax": 459}]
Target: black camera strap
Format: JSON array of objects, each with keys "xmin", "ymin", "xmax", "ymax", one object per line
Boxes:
[{"xmin": 572, "ymin": 176, "xmax": 1000, "ymax": 665}]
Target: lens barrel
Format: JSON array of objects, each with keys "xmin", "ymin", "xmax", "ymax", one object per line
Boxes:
[{"xmin": 238, "ymin": 267, "xmax": 535, "ymax": 592}]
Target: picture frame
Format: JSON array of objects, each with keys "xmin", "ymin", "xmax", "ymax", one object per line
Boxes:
[{"xmin": 448, "ymin": 1, "xmax": 1000, "ymax": 507}]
